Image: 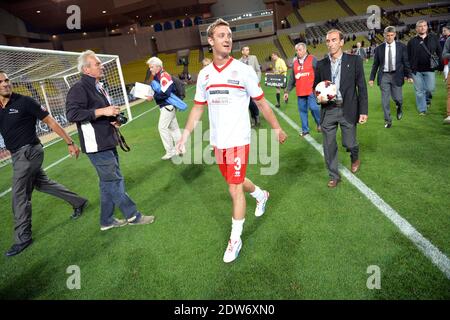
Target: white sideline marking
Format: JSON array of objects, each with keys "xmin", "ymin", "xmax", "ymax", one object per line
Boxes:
[
  {"xmin": 268, "ymin": 100, "xmax": 450, "ymax": 280},
  {"xmin": 0, "ymin": 105, "xmax": 158, "ymax": 199}
]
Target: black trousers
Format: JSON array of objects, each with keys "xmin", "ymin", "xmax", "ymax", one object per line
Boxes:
[
  {"xmin": 10, "ymin": 144, "xmax": 86, "ymax": 245},
  {"xmin": 321, "ymin": 107, "xmax": 359, "ymax": 180}
]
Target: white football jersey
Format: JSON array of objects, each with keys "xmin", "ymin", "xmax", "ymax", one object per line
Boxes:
[{"xmin": 194, "ymin": 57, "xmax": 264, "ymax": 149}]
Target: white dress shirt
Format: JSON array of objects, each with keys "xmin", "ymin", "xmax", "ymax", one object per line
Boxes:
[{"xmin": 384, "ymin": 41, "xmax": 396, "ymax": 72}]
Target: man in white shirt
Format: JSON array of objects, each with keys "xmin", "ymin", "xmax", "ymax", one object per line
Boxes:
[{"xmin": 177, "ymin": 18, "xmax": 287, "ymax": 263}]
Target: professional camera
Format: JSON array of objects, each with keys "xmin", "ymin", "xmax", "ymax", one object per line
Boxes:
[{"xmin": 116, "ymin": 112, "xmax": 128, "ymax": 125}]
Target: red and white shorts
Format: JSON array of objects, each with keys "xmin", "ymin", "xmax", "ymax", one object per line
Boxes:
[{"xmin": 214, "ymin": 144, "xmax": 249, "ymax": 184}]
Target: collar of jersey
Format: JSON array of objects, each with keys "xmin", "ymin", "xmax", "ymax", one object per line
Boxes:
[{"xmin": 213, "ymin": 57, "xmax": 233, "ymax": 73}]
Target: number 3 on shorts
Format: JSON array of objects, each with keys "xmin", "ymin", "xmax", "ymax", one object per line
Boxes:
[{"xmin": 234, "ymin": 157, "xmax": 241, "ymax": 171}]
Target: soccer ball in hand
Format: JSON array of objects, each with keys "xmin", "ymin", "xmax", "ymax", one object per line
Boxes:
[{"xmin": 315, "ymin": 80, "xmax": 337, "ymax": 103}]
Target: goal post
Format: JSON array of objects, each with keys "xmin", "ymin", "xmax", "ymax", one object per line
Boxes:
[{"xmin": 0, "ymin": 45, "xmax": 131, "ymax": 167}]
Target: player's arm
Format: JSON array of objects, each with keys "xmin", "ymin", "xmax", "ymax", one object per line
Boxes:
[
  {"xmin": 42, "ymin": 115, "xmax": 80, "ymax": 158},
  {"xmin": 176, "ymin": 103, "xmax": 205, "ymax": 153},
  {"xmin": 254, "ymin": 98, "xmax": 287, "ymax": 144}
]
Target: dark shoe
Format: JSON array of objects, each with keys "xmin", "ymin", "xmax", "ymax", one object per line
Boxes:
[
  {"xmin": 299, "ymin": 131, "xmax": 310, "ymax": 137},
  {"xmin": 396, "ymin": 106, "xmax": 403, "ymax": 120},
  {"xmin": 5, "ymin": 239, "xmax": 33, "ymax": 257},
  {"xmin": 384, "ymin": 122, "xmax": 392, "ymax": 128},
  {"xmin": 351, "ymin": 159, "xmax": 361, "ymax": 173},
  {"xmin": 71, "ymin": 200, "xmax": 88, "ymax": 220},
  {"xmin": 275, "ymin": 104, "xmax": 280, "ymax": 108},
  {"xmin": 327, "ymin": 179, "xmax": 340, "ymax": 188}
]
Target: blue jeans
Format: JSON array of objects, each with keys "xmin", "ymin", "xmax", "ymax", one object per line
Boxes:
[
  {"xmin": 298, "ymin": 93, "xmax": 321, "ymax": 133},
  {"xmin": 87, "ymin": 148, "xmax": 140, "ymax": 226},
  {"xmin": 411, "ymin": 71, "xmax": 435, "ymax": 113}
]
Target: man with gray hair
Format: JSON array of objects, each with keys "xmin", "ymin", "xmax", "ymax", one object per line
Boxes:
[
  {"xmin": 146, "ymin": 56, "xmax": 181, "ymax": 160},
  {"xmin": 369, "ymin": 26, "xmax": 412, "ymax": 128},
  {"xmin": 66, "ymin": 50, "xmax": 155, "ymax": 231},
  {"xmin": 407, "ymin": 20, "xmax": 443, "ymax": 115},
  {"xmin": 284, "ymin": 42, "xmax": 321, "ymax": 136}
]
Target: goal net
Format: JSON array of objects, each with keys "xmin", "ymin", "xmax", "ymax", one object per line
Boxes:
[{"xmin": 0, "ymin": 45, "xmax": 131, "ymax": 167}]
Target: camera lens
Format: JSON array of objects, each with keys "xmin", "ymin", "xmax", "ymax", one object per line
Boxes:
[{"xmin": 116, "ymin": 112, "xmax": 128, "ymax": 125}]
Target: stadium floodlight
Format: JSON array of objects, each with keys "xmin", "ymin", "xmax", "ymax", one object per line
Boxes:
[{"xmin": 0, "ymin": 45, "xmax": 131, "ymax": 167}]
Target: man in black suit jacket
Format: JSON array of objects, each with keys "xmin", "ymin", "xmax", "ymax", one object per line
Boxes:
[
  {"xmin": 314, "ymin": 29, "xmax": 368, "ymax": 188},
  {"xmin": 369, "ymin": 26, "xmax": 413, "ymax": 128}
]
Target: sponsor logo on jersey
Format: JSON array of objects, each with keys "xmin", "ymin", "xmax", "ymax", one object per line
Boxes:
[
  {"xmin": 210, "ymin": 90, "xmax": 229, "ymax": 95},
  {"xmin": 211, "ymin": 97, "xmax": 229, "ymax": 105},
  {"xmin": 227, "ymin": 79, "xmax": 240, "ymax": 85},
  {"xmin": 8, "ymin": 108, "xmax": 19, "ymax": 114}
]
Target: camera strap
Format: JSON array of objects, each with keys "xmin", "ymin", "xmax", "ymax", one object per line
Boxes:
[{"xmin": 115, "ymin": 128, "xmax": 130, "ymax": 152}]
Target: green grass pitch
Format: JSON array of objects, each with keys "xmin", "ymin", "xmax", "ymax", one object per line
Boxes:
[{"xmin": 0, "ymin": 61, "xmax": 449, "ymax": 299}]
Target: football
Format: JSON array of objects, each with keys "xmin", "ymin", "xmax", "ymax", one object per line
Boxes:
[{"xmin": 315, "ymin": 80, "xmax": 337, "ymax": 103}]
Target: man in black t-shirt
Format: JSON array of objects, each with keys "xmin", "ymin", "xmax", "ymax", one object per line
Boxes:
[{"xmin": 0, "ymin": 71, "xmax": 88, "ymax": 257}]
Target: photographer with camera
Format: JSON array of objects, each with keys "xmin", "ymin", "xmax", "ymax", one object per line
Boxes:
[{"xmin": 66, "ymin": 50, "xmax": 155, "ymax": 231}]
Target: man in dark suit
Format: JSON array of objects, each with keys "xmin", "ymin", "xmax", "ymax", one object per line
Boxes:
[
  {"xmin": 314, "ymin": 29, "xmax": 368, "ymax": 188},
  {"xmin": 369, "ymin": 26, "xmax": 413, "ymax": 128}
]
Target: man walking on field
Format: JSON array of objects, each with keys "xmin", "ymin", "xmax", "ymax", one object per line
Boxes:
[{"xmin": 176, "ymin": 18, "xmax": 287, "ymax": 263}]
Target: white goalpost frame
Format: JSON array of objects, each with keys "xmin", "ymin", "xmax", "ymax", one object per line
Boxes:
[
  {"xmin": 115, "ymin": 56, "xmax": 132, "ymax": 121},
  {"xmin": 39, "ymin": 81, "xmax": 52, "ymax": 116}
]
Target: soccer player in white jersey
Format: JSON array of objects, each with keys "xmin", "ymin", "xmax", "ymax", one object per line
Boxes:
[{"xmin": 176, "ymin": 18, "xmax": 288, "ymax": 263}]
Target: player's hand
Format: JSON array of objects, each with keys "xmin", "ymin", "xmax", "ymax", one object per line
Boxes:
[
  {"xmin": 276, "ymin": 129, "xmax": 288, "ymax": 144},
  {"xmin": 176, "ymin": 136, "xmax": 187, "ymax": 154},
  {"xmin": 146, "ymin": 95, "xmax": 154, "ymax": 101},
  {"xmin": 358, "ymin": 114, "xmax": 368, "ymax": 124},
  {"xmin": 103, "ymin": 105, "xmax": 120, "ymax": 117},
  {"xmin": 407, "ymin": 78, "xmax": 414, "ymax": 83},
  {"xmin": 368, "ymin": 80, "xmax": 374, "ymax": 87},
  {"xmin": 68, "ymin": 144, "xmax": 80, "ymax": 159},
  {"xmin": 283, "ymin": 93, "xmax": 289, "ymax": 102}
]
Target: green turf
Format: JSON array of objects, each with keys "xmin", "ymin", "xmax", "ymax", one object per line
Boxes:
[{"xmin": 0, "ymin": 61, "xmax": 449, "ymax": 299}]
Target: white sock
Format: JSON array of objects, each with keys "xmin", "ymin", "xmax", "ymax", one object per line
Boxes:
[
  {"xmin": 250, "ymin": 186, "xmax": 265, "ymax": 202},
  {"xmin": 230, "ymin": 218, "xmax": 245, "ymax": 241}
]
